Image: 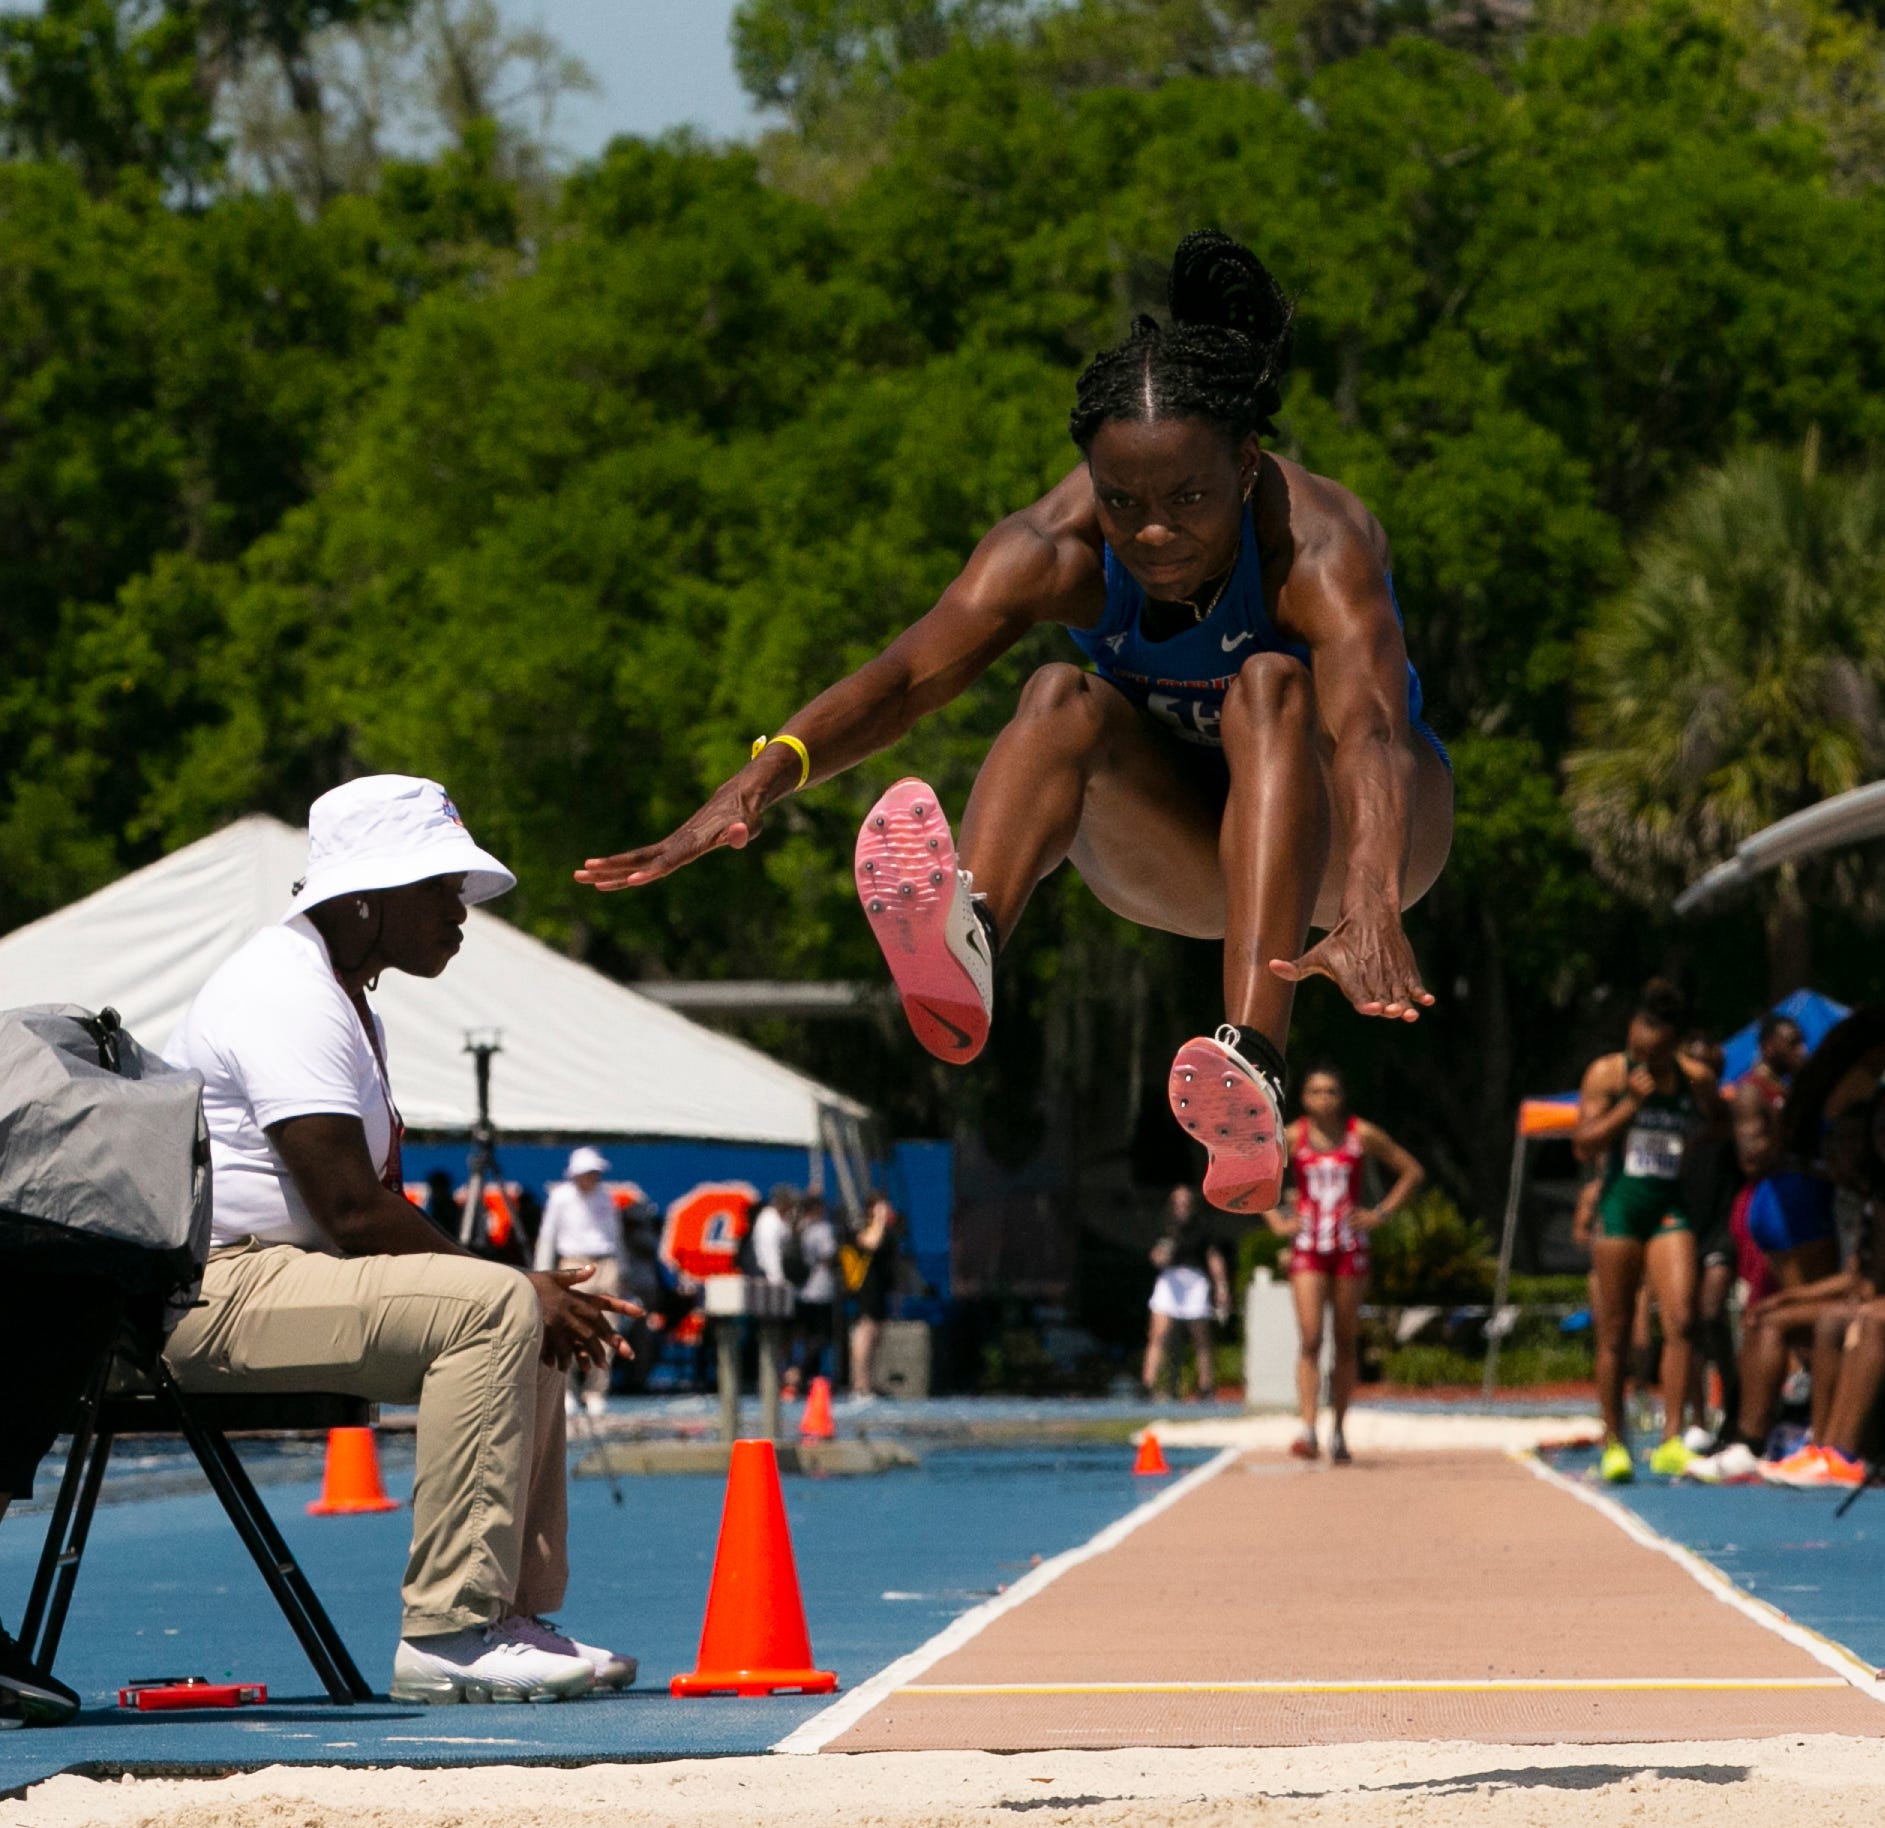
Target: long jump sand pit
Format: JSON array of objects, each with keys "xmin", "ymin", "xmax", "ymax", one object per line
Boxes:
[{"xmin": 10, "ymin": 1738, "xmax": 1885, "ymax": 1828}]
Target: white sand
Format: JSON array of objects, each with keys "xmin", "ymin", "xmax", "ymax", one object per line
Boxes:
[
  {"xmin": 1150, "ymin": 1408, "xmax": 1601, "ymax": 1453},
  {"xmin": 6, "ymin": 1737, "xmax": 1883, "ymax": 1828}
]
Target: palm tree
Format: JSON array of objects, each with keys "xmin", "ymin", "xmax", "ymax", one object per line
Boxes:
[{"xmin": 1566, "ymin": 437, "xmax": 1885, "ymax": 996}]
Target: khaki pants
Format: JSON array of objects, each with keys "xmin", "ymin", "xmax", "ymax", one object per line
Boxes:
[
  {"xmin": 556, "ymin": 1255, "xmax": 619, "ymax": 1402},
  {"xmin": 164, "ymin": 1240, "xmax": 566, "ymax": 1639}
]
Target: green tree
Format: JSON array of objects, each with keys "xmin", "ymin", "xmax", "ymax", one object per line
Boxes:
[
  {"xmin": 0, "ymin": 0, "xmax": 219, "ymax": 193},
  {"xmin": 1566, "ymin": 438, "xmax": 1885, "ymax": 996}
]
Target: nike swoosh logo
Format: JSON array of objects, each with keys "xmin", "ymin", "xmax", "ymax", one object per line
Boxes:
[
  {"xmin": 964, "ymin": 928, "xmax": 989, "ymax": 964},
  {"xmin": 1221, "ymin": 629, "xmax": 1255, "ymax": 653},
  {"xmin": 918, "ymin": 1002, "xmax": 976, "ymax": 1050}
]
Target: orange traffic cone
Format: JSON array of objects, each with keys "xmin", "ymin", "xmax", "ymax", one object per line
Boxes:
[
  {"xmin": 799, "ymin": 1375, "xmax": 836, "ymax": 1441},
  {"xmin": 1133, "ymin": 1431, "xmax": 1171, "ymax": 1477},
  {"xmin": 671, "ymin": 1440, "xmax": 837, "ymax": 1697},
  {"xmin": 306, "ymin": 1427, "xmax": 401, "ymax": 1515}
]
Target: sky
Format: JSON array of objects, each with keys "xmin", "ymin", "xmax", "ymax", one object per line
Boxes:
[{"xmin": 510, "ymin": 0, "xmax": 772, "ymax": 155}]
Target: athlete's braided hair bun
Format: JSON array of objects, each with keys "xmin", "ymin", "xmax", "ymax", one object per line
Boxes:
[{"xmin": 1069, "ymin": 230, "xmax": 1294, "ymax": 448}]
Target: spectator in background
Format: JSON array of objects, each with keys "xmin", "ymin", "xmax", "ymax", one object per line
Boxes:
[
  {"xmin": 1575, "ymin": 978, "xmax": 1715, "ymax": 1483},
  {"xmin": 425, "ymin": 1169, "xmax": 459, "ymax": 1239},
  {"xmin": 748, "ymin": 1184, "xmax": 799, "ymax": 1288},
  {"xmin": 1737, "ymin": 1013, "xmax": 1808, "ymax": 1125},
  {"xmin": 848, "ymin": 1194, "xmax": 902, "ymax": 1399},
  {"xmin": 789, "ymin": 1194, "xmax": 838, "ymax": 1395},
  {"xmin": 533, "ymin": 1146, "xmax": 626, "ymax": 1420},
  {"xmin": 1269, "ymin": 1068, "xmax": 1423, "ymax": 1462},
  {"xmin": 1143, "ymin": 1185, "xmax": 1230, "ymax": 1405},
  {"xmin": 1679, "ymin": 1032, "xmax": 1738, "ymax": 1449}
]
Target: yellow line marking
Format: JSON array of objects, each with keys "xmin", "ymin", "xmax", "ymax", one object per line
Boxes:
[{"xmin": 897, "ymin": 1678, "xmax": 1849, "ymax": 1697}]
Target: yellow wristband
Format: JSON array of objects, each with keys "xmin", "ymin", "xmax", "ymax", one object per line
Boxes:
[{"xmin": 751, "ymin": 732, "xmax": 811, "ymax": 790}]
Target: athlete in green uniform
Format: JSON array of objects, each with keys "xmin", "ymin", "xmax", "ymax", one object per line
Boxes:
[{"xmin": 1574, "ymin": 979, "xmax": 1719, "ymax": 1482}]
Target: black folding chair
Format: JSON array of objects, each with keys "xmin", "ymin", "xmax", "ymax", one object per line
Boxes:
[{"xmin": 22, "ymin": 1350, "xmax": 374, "ymax": 1704}]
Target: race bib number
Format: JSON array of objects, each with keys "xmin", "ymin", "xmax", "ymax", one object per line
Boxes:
[{"xmin": 1623, "ymin": 1125, "xmax": 1684, "ymax": 1180}]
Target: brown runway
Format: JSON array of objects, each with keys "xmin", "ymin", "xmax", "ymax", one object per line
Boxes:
[{"xmin": 830, "ymin": 1450, "xmax": 1885, "ymax": 1752}]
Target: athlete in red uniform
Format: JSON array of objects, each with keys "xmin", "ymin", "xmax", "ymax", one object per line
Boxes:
[{"xmin": 1266, "ymin": 1065, "xmax": 1423, "ymax": 1462}]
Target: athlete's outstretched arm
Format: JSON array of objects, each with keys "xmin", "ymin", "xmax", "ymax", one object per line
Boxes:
[
  {"xmin": 577, "ymin": 509, "xmax": 1096, "ymax": 890},
  {"xmin": 1267, "ymin": 535, "xmax": 1433, "ymax": 1020}
]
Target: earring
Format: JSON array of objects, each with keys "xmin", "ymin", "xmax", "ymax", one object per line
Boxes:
[{"xmin": 356, "ymin": 899, "xmax": 370, "ymax": 919}]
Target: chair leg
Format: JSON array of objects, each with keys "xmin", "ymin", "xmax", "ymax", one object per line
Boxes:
[
  {"xmin": 21, "ymin": 1358, "xmax": 112, "ymax": 1671},
  {"xmin": 157, "ymin": 1371, "xmax": 373, "ymax": 1704}
]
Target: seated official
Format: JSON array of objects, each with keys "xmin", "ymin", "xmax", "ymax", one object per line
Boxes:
[{"xmin": 163, "ymin": 775, "xmax": 638, "ymax": 1704}]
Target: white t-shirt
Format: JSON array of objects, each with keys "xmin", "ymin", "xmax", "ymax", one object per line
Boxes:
[
  {"xmin": 750, "ymin": 1204, "xmax": 790, "ymax": 1284},
  {"xmin": 165, "ymin": 915, "xmax": 397, "ymax": 1250},
  {"xmin": 533, "ymin": 1182, "xmax": 623, "ymax": 1268}
]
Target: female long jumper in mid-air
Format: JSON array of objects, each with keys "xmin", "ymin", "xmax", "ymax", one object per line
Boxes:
[{"xmin": 577, "ymin": 231, "xmax": 1454, "ymax": 1213}]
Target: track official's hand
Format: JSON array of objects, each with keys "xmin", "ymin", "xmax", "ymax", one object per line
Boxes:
[
  {"xmin": 576, "ymin": 754, "xmax": 792, "ymax": 891},
  {"xmin": 527, "ymin": 1266, "xmax": 643, "ymax": 1372},
  {"xmin": 1268, "ymin": 906, "xmax": 1434, "ymax": 1022}
]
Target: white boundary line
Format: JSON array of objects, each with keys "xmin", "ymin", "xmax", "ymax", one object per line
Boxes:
[
  {"xmin": 771, "ymin": 1446, "xmax": 1241, "ymax": 1754},
  {"xmin": 1519, "ymin": 1449, "xmax": 1885, "ymax": 1699}
]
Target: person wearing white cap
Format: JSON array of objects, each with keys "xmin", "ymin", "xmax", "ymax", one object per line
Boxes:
[
  {"xmin": 163, "ymin": 776, "xmax": 640, "ymax": 1704},
  {"xmin": 533, "ymin": 1147, "xmax": 626, "ymax": 1419}
]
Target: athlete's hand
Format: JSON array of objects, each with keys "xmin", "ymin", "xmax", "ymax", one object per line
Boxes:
[
  {"xmin": 575, "ymin": 764, "xmax": 781, "ymax": 891},
  {"xmin": 1354, "ymin": 1206, "xmax": 1385, "ymax": 1233},
  {"xmin": 1625, "ymin": 1065, "xmax": 1658, "ymax": 1103},
  {"xmin": 1268, "ymin": 906, "xmax": 1434, "ymax": 1021}
]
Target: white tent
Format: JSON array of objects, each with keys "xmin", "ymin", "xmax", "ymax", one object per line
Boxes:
[{"xmin": 0, "ymin": 815, "xmax": 865, "ymax": 1150}]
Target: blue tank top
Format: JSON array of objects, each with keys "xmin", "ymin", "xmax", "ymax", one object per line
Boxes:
[{"xmin": 1067, "ymin": 508, "xmax": 1436, "ymax": 756}]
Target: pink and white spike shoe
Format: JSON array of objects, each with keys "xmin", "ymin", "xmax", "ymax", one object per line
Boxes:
[
  {"xmin": 856, "ymin": 778, "xmax": 994, "ymax": 1064},
  {"xmin": 1168, "ymin": 1026, "xmax": 1286, "ymax": 1214}
]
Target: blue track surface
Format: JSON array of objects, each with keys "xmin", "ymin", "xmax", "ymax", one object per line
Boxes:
[
  {"xmin": 1544, "ymin": 1446, "xmax": 1885, "ymax": 1672},
  {"xmin": 0, "ymin": 1443, "xmax": 1206, "ymax": 1791}
]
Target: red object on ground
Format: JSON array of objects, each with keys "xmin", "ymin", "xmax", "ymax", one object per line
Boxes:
[
  {"xmin": 118, "ymin": 1679, "xmax": 267, "ymax": 1710},
  {"xmin": 671, "ymin": 1440, "xmax": 838, "ymax": 1698},
  {"xmin": 800, "ymin": 1375, "xmax": 836, "ymax": 1440},
  {"xmin": 305, "ymin": 1426, "xmax": 401, "ymax": 1515},
  {"xmin": 1133, "ymin": 1432, "xmax": 1171, "ymax": 1476}
]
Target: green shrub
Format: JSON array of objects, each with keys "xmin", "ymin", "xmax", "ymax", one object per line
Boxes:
[
  {"xmin": 1380, "ymin": 1344, "xmax": 1482, "ymax": 1386},
  {"xmin": 1493, "ymin": 1341, "xmax": 1595, "ymax": 1384},
  {"xmin": 1368, "ymin": 1190, "xmax": 1496, "ymax": 1306},
  {"xmin": 1235, "ymin": 1222, "xmax": 1287, "ymax": 1288},
  {"xmin": 1506, "ymin": 1274, "xmax": 1590, "ymax": 1307}
]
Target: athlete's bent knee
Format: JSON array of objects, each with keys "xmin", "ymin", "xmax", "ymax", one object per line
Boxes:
[
  {"xmin": 1015, "ymin": 662, "xmax": 1107, "ymax": 730},
  {"xmin": 1222, "ymin": 651, "xmax": 1313, "ymax": 731}
]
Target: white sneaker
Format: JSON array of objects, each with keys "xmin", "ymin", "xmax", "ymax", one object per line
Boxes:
[
  {"xmin": 583, "ymin": 1391, "xmax": 608, "ymax": 1420},
  {"xmin": 507, "ymin": 1615, "xmax": 637, "ymax": 1690},
  {"xmin": 1682, "ymin": 1425, "xmax": 1715, "ymax": 1454},
  {"xmin": 1683, "ymin": 1441, "xmax": 1762, "ymax": 1485},
  {"xmin": 391, "ymin": 1622, "xmax": 596, "ymax": 1704}
]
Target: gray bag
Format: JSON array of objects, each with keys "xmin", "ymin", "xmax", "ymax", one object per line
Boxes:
[{"xmin": 0, "ymin": 1004, "xmax": 212, "ymax": 1333}]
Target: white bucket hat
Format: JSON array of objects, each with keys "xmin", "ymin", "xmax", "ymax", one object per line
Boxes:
[
  {"xmin": 288, "ymin": 775, "xmax": 516, "ymax": 917},
  {"xmin": 566, "ymin": 1146, "xmax": 611, "ymax": 1178}
]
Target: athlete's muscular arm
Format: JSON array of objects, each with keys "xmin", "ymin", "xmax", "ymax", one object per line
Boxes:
[
  {"xmin": 1356, "ymin": 1120, "xmax": 1424, "ymax": 1228},
  {"xmin": 1574, "ymin": 1055, "xmax": 1640, "ymax": 1164},
  {"xmin": 1265, "ymin": 499, "xmax": 1433, "ymax": 1020},
  {"xmin": 577, "ymin": 482, "xmax": 1101, "ymax": 890}
]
